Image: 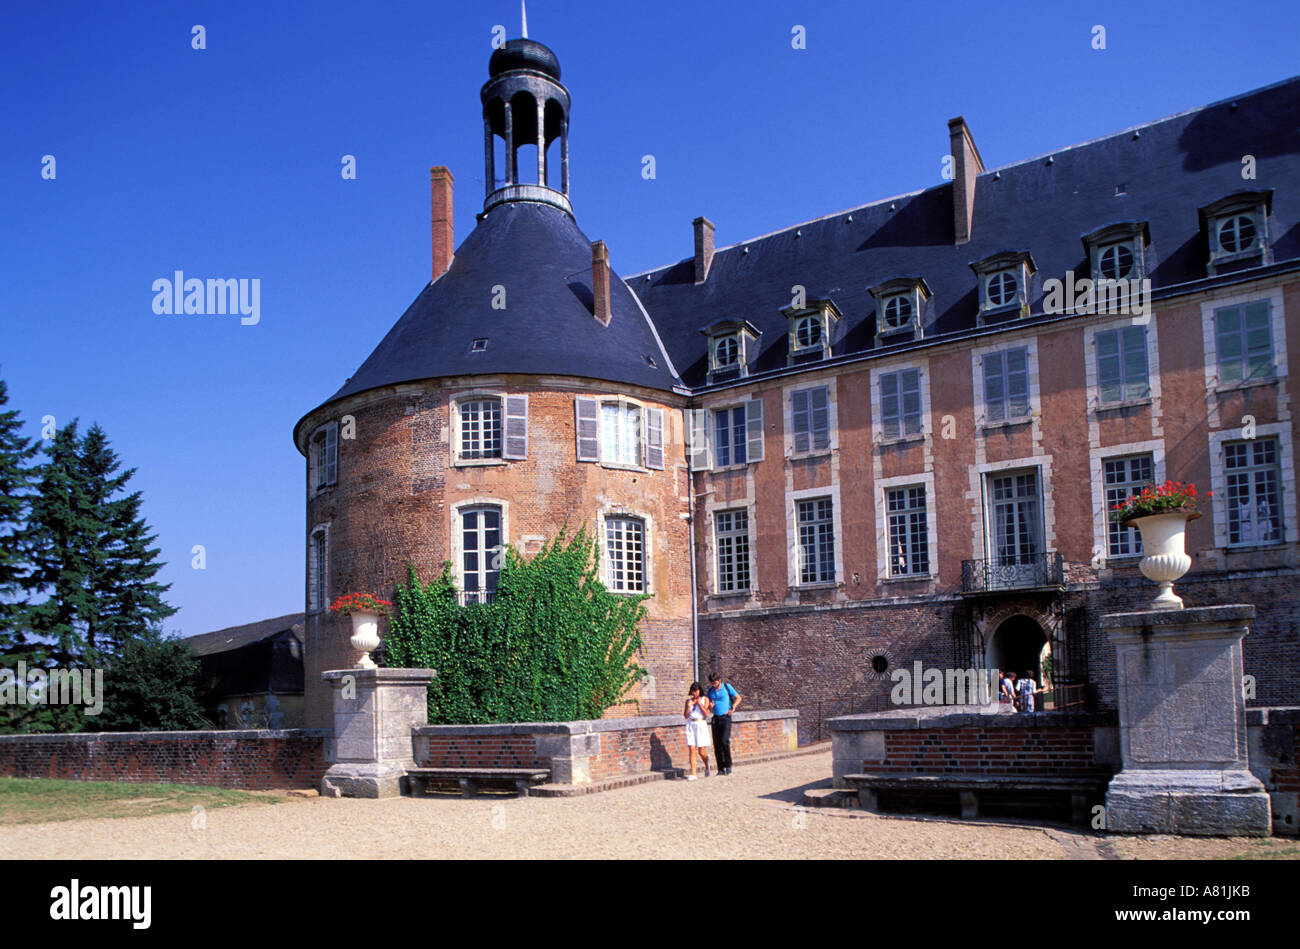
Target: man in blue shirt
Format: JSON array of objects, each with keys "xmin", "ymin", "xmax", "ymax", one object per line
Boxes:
[{"xmin": 706, "ymin": 672, "xmax": 742, "ymax": 775}]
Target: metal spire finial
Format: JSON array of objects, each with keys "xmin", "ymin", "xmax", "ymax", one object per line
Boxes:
[{"xmin": 521, "ymin": 0, "xmax": 528, "ymax": 38}]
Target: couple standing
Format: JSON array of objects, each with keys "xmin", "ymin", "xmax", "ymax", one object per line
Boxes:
[{"xmin": 683, "ymin": 672, "xmax": 742, "ymax": 779}]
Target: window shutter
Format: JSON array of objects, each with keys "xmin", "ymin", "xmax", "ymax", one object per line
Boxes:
[
  {"xmin": 902, "ymin": 369, "xmax": 922, "ymax": 435},
  {"xmin": 811, "ymin": 387, "xmax": 830, "ymax": 451},
  {"xmin": 792, "ymin": 390, "xmax": 810, "ymax": 453},
  {"xmin": 686, "ymin": 408, "xmax": 711, "ymax": 471},
  {"xmin": 745, "ymin": 398, "xmax": 764, "ymax": 463},
  {"xmin": 324, "ymin": 423, "xmax": 338, "ymax": 486},
  {"xmin": 1007, "ymin": 349, "xmax": 1029, "ymax": 417},
  {"xmin": 503, "ymin": 395, "xmax": 528, "ymax": 459},
  {"xmin": 575, "ymin": 397, "xmax": 599, "ymax": 462},
  {"xmin": 880, "ymin": 373, "xmax": 900, "ymax": 438},
  {"xmin": 644, "ymin": 407, "xmax": 664, "ymax": 470}
]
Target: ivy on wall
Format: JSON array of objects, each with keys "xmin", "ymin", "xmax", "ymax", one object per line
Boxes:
[{"xmin": 384, "ymin": 528, "xmax": 647, "ymax": 724}]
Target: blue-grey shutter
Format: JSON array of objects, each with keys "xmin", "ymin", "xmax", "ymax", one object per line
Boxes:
[
  {"xmin": 745, "ymin": 398, "xmax": 764, "ymax": 463},
  {"xmin": 575, "ymin": 397, "xmax": 599, "ymax": 462},
  {"xmin": 983, "ymin": 353, "xmax": 1005, "ymax": 421},
  {"xmin": 1121, "ymin": 327, "xmax": 1149, "ymax": 400},
  {"xmin": 687, "ymin": 408, "xmax": 711, "ymax": 471},
  {"xmin": 902, "ymin": 369, "xmax": 922, "ymax": 435},
  {"xmin": 811, "ymin": 387, "xmax": 830, "ymax": 451},
  {"xmin": 503, "ymin": 395, "xmax": 528, "ymax": 459},
  {"xmin": 324, "ymin": 422, "xmax": 338, "ymax": 486},
  {"xmin": 792, "ymin": 390, "xmax": 810, "ymax": 453},
  {"xmin": 1007, "ymin": 349, "xmax": 1029, "ymax": 418},
  {"xmin": 880, "ymin": 373, "xmax": 900, "ymax": 439},
  {"xmin": 1096, "ymin": 330, "xmax": 1121, "ymax": 403},
  {"xmin": 644, "ymin": 407, "xmax": 664, "ymax": 470}
]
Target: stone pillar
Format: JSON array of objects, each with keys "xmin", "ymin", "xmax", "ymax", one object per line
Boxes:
[
  {"xmin": 320, "ymin": 667, "xmax": 436, "ymax": 799},
  {"xmin": 1102, "ymin": 604, "xmax": 1270, "ymax": 836}
]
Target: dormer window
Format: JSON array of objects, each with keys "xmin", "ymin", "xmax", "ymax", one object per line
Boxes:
[
  {"xmin": 701, "ymin": 319, "xmax": 761, "ymax": 384},
  {"xmin": 1082, "ymin": 222, "xmax": 1149, "ymax": 289},
  {"xmin": 782, "ymin": 300, "xmax": 841, "ymax": 366},
  {"xmin": 869, "ymin": 277, "xmax": 930, "ymax": 341},
  {"xmin": 1200, "ymin": 190, "xmax": 1272, "ymax": 275},
  {"xmin": 971, "ymin": 251, "xmax": 1035, "ymax": 323}
]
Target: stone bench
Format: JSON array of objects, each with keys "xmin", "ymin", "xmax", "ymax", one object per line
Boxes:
[
  {"xmin": 406, "ymin": 767, "xmax": 551, "ymax": 798},
  {"xmin": 843, "ymin": 772, "xmax": 1108, "ymax": 826}
]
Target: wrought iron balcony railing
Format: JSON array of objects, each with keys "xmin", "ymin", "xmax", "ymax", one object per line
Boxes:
[
  {"xmin": 457, "ymin": 590, "xmax": 497, "ymax": 605},
  {"xmin": 961, "ymin": 551, "xmax": 1064, "ymax": 593}
]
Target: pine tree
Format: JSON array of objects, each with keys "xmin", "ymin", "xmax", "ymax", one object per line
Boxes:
[{"xmin": 0, "ymin": 378, "xmax": 39, "ymax": 660}]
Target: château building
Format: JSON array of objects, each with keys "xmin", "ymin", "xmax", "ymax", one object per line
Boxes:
[{"xmin": 294, "ymin": 31, "xmax": 1300, "ymax": 739}]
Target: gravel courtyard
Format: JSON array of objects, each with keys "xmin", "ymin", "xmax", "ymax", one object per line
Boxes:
[{"xmin": 2, "ymin": 750, "xmax": 1291, "ymax": 860}]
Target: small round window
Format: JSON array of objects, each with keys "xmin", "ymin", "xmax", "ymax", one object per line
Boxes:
[
  {"xmin": 715, "ymin": 336, "xmax": 738, "ymax": 366},
  {"xmin": 883, "ymin": 295, "xmax": 912, "ymax": 328},
  {"xmin": 986, "ymin": 271, "xmax": 1017, "ymax": 307},
  {"xmin": 1218, "ymin": 215, "xmax": 1257, "ymax": 254},
  {"xmin": 795, "ymin": 316, "xmax": 822, "ymax": 349},
  {"xmin": 1099, "ymin": 243, "xmax": 1134, "ymax": 280}
]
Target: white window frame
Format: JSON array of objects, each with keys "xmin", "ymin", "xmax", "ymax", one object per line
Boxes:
[
  {"xmin": 309, "ymin": 421, "xmax": 338, "ymax": 496},
  {"xmin": 452, "ymin": 393, "xmax": 504, "ymax": 464},
  {"xmin": 713, "ymin": 508, "xmax": 752, "ymax": 594},
  {"xmin": 1200, "ymin": 287, "xmax": 1287, "ymax": 396},
  {"xmin": 308, "ymin": 524, "xmax": 329, "ymax": 614},
  {"xmin": 1089, "ymin": 440, "xmax": 1166, "ymax": 567},
  {"xmin": 883, "ymin": 480, "xmax": 933, "ymax": 579},
  {"xmin": 1208, "ymin": 424, "xmax": 1296, "ymax": 550},
  {"xmin": 599, "ymin": 511, "xmax": 650, "ymax": 594},
  {"xmin": 576, "ymin": 396, "xmax": 664, "ymax": 471},
  {"xmin": 453, "ymin": 501, "xmax": 507, "ymax": 602}
]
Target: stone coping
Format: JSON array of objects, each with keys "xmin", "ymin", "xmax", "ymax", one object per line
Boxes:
[
  {"xmin": 1100, "ymin": 604, "xmax": 1256, "ymax": 629},
  {"xmin": 825, "ymin": 706, "xmax": 1117, "ymax": 732},
  {"xmin": 322, "ymin": 667, "xmax": 436, "ymax": 682},
  {"xmin": 1245, "ymin": 706, "xmax": 1300, "ymax": 726},
  {"xmin": 412, "ymin": 708, "xmax": 798, "ymax": 737},
  {"xmin": 0, "ymin": 728, "xmax": 332, "ymax": 743}
]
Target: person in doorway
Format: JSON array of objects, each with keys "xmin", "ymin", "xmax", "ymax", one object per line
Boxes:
[
  {"xmin": 683, "ymin": 682, "xmax": 713, "ymax": 779},
  {"xmin": 1000, "ymin": 670, "xmax": 1017, "ymax": 706},
  {"xmin": 1017, "ymin": 670, "xmax": 1043, "ymax": 713},
  {"xmin": 706, "ymin": 672, "xmax": 741, "ymax": 775}
]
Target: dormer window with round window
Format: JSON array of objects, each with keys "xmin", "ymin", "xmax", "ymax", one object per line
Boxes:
[
  {"xmin": 971, "ymin": 251, "xmax": 1035, "ymax": 323},
  {"xmin": 715, "ymin": 335, "xmax": 739, "ymax": 366},
  {"xmin": 1200, "ymin": 190, "xmax": 1272, "ymax": 276},
  {"xmin": 869, "ymin": 277, "xmax": 929, "ymax": 341},
  {"xmin": 701, "ymin": 320, "xmax": 760, "ymax": 384},
  {"xmin": 883, "ymin": 295, "xmax": 912, "ymax": 328},
  {"xmin": 1099, "ymin": 243, "xmax": 1135, "ymax": 280},
  {"xmin": 782, "ymin": 301, "xmax": 841, "ymax": 365}
]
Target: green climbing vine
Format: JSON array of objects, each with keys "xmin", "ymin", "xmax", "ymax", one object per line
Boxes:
[{"xmin": 383, "ymin": 527, "xmax": 647, "ymax": 724}]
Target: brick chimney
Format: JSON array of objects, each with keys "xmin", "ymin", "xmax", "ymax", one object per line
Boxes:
[
  {"xmin": 693, "ymin": 216, "xmax": 715, "ymax": 284},
  {"xmin": 947, "ymin": 118, "xmax": 984, "ymax": 245},
  {"xmin": 430, "ymin": 166, "xmax": 454, "ymax": 281},
  {"xmin": 592, "ymin": 240, "xmax": 611, "ymax": 326}
]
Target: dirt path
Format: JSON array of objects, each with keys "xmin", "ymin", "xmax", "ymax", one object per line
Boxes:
[{"xmin": 1, "ymin": 751, "xmax": 1290, "ymax": 859}]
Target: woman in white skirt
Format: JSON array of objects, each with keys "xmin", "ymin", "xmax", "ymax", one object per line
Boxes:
[{"xmin": 683, "ymin": 682, "xmax": 713, "ymax": 779}]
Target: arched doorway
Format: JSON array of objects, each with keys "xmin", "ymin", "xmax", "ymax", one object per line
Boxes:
[{"xmin": 985, "ymin": 614, "xmax": 1048, "ymax": 684}]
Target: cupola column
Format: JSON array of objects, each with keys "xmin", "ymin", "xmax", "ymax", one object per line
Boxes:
[
  {"xmin": 483, "ymin": 115, "xmax": 495, "ymax": 196},
  {"xmin": 536, "ymin": 97, "xmax": 547, "ymax": 186},
  {"xmin": 561, "ymin": 117, "xmax": 569, "ymax": 194},
  {"xmin": 503, "ymin": 100, "xmax": 516, "ymax": 186}
]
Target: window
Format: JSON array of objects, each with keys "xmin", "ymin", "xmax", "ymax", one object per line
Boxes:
[
  {"xmin": 797, "ymin": 498, "xmax": 835, "ymax": 584},
  {"xmin": 576, "ymin": 398, "xmax": 662, "ymax": 469},
  {"xmin": 715, "ymin": 509, "xmax": 750, "ymax": 593},
  {"xmin": 605, "ymin": 516, "xmax": 645, "ymax": 592},
  {"xmin": 309, "ymin": 527, "xmax": 328, "ymax": 613},
  {"xmin": 1215, "ymin": 300, "xmax": 1273, "ymax": 384},
  {"xmin": 989, "ymin": 471, "xmax": 1042, "ymax": 567},
  {"xmin": 714, "ymin": 406, "xmax": 748, "ymax": 467},
  {"xmin": 1103, "ymin": 455, "xmax": 1154, "ymax": 557},
  {"xmin": 1098, "ymin": 243, "xmax": 1135, "ymax": 280},
  {"xmin": 1096, "ymin": 326, "xmax": 1149, "ymax": 403},
  {"xmin": 714, "ymin": 336, "xmax": 739, "ymax": 367},
  {"xmin": 880, "ymin": 368, "xmax": 922, "ymax": 439},
  {"xmin": 791, "ymin": 386, "xmax": 830, "ymax": 452},
  {"xmin": 458, "ymin": 398, "xmax": 502, "ymax": 460},
  {"xmin": 1225, "ymin": 438, "xmax": 1282, "ymax": 546},
  {"xmin": 310, "ymin": 422, "xmax": 338, "ymax": 494},
  {"xmin": 1217, "ymin": 215, "xmax": 1257, "ymax": 255},
  {"xmin": 883, "ymin": 295, "xmax": 912, "ymax": 329},
  {"xmin": 460, "ymin": 506, "xmax": 502, "ymax": 602},
  {"xmin": 983, "ymin": 348, "xmax": 1029, "ymax": 423},
  {"xmin": 887, "ymin": 486, "xmax": 929, "ymax": 576},
  {"xmin": 794, "ymin": 315, "xmax": 822, "ymax": 350},
  {"xmin": 986, "ymin": 271, "xmax": 1017, "ymax": 307}
]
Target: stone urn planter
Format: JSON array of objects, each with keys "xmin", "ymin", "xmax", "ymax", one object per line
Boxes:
[
  {"xmin": 1124, "ymin": 510, "xmax": 1200, "ymax": 610},
  {"xmin": 349, "ymin": 611, "xmax": 381, "ymax": 668}
]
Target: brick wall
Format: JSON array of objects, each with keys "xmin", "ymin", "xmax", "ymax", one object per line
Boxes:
[
  {"xmin": 414, "ymin": 709, "xmax": 798, "ymax": 783},
  {"xmin": 865, "ymin": 726, "xmax": 1112, "ymax": 778},
  {"xmin": 0, "ymin": 729, "xmax": 330, "ymax": 790}
]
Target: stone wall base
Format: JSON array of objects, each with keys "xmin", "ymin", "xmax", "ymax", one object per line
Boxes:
[
  {"xmin": 320, "ymin": 760, "xmax": 412, "ymax": 799},
  {"xmin": 1105, "ymin": 769, "xmax": 1272, "ymax": 836}
]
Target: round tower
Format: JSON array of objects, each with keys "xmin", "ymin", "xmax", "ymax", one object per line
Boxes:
[{"xmin": 294, "ymin": 33, "xmax": 693, "ymax": 728}]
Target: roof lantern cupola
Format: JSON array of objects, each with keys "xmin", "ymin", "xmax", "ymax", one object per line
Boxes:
[{"xmin": 481, "ymin": 8, "xmax": 572, "ymax": 216}]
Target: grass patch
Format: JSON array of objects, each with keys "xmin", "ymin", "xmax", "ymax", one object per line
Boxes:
[
  {"xmin": 1230, "ymin": 839, "xmax": 1300, "ymax": 860},
  {"xmin": 0, "ymin": 777, "xmax": 283, "ymax": 825}
]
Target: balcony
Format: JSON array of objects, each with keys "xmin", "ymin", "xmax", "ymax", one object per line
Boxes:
[
  {"xmin": 457, "ymin": 590, "xmax": 497, "ymax": 605},
  {"xmin": 961, "ymin": 552, "xmax": 1063, "ymax": 594}
]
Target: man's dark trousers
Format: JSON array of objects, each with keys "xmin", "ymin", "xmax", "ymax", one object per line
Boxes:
[{"xmin": 711, "ymin": 714, "xmax": 733, "ymax": 772}]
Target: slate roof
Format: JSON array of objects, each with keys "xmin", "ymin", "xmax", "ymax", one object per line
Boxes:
[
  {"xmin": 319, "ymin": 201, "xmax": 683, "ymax": 411},
  {"xmin": 183, "ymin": 613, "xmax": 305, "ymax": 657},
  {"xmin": 629, "ymin": 76, "xmax": 1300, "ymax": 389}
]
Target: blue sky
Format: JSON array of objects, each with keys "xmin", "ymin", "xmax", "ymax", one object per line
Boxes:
[{"xmin": 1, "ymin": 0, "xmax": 1297, "ymax": 638}]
